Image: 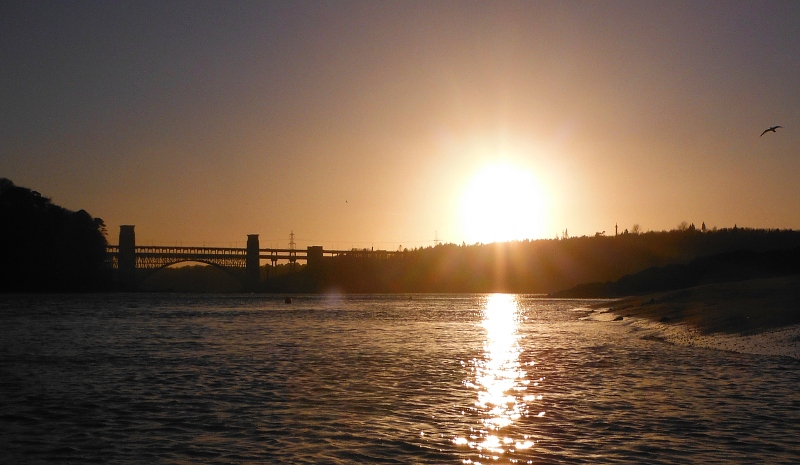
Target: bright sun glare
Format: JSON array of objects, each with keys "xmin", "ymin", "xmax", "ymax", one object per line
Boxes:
[{"xmin": 459, "ymin": 163, "xmax": 547, "ymax": 244}]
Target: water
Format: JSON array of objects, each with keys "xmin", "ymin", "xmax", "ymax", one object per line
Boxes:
[{"xmin": 1, "ymin": 293, "xmax": 799, "ymax": 464}]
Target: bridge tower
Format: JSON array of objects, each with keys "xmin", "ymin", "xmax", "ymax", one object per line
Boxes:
[
  {"xmin": 246, "ymin": 234, "xmax": 260, "ymax": 291},
  {"xmin": 307, "ymin": 245, "xmax": 323, "ymax": 275},
  {"xmin": 118, "ymin": 225, "xmax": 137, "ymax": 290}
]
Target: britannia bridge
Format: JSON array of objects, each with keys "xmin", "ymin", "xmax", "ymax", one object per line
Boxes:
[{"xmin": 107, "ymin": 225, "xmax": 401, "ymax": 290}]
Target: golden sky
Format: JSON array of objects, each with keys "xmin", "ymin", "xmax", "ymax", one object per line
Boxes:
[{"xmin": 3, "ymin": 1, "xmax": 799, "ymax": 249}]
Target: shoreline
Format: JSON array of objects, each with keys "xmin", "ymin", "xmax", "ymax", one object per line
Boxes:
[{"xmin": 586, "ymin": 275, "xmax": 800, "ymax": 359}]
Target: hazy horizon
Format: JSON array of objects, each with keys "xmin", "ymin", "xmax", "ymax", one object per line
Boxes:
[{"xmin": 3, "ymin": 1, "xmax": 800, "ymax": 249}]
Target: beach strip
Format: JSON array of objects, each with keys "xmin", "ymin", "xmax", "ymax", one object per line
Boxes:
[{"xmin": 586, "ymin": 275, "xmax": 800, "ymax": 359}]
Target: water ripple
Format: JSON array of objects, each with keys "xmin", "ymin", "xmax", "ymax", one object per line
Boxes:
[{"xmin": 1, "ymin": 294, "xmax": 799, "ymax": 464}]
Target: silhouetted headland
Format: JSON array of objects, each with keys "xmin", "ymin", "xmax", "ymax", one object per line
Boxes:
[{"xmin": 0, "ymin": 178, "xmax": 110, "ymax": 292}]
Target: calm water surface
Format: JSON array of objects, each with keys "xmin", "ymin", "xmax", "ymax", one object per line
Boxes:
[{"xmin": 1, "ymin": 293, "xmax": 799, "ymax": 464}]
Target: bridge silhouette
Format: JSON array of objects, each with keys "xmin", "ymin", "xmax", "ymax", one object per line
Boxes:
[{"xmin": 107, "ymin": 225, "xmax": 402, "ymax": 290}]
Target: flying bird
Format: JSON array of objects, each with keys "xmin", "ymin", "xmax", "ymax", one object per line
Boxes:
[{"xmin": 760, "ymin": 126, "xmax": 782, "ymax": 137}]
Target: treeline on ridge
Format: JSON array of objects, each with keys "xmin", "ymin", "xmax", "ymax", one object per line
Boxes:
[
  {"xmin": 0, "ymin": 178, "xmax": 110, "ymax": 292},
  {"xmin": 139, "ymin": 262, "xmax": 306, "ymax": 293},
  {"xmin": 309, "ymin": 228, "xmax": 800, "ymax": 294}
]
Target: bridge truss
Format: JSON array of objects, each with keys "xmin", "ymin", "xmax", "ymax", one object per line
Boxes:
[
  {"xmin": 107, "ymin": 246, "xmax": 252, "ymax": 270},
  {"xmin": 106, "ymin": 246, "xmax": 311, "ymax": 270}
]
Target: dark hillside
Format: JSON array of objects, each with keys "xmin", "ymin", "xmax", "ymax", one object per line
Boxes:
[
  {"xmin": 0, "ymin": 178, "xmax": 110, "ymax": 292},
  {"xmin": 551, "ymin": 247, "xmax": 800, "ymax": 298},
  {"xmin": 310, "ymin": 228, "xmax": 800, "ymax": 294}
]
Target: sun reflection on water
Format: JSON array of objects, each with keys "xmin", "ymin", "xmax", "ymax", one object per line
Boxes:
[{"xmin": 455, "ymin": 294, "xmax": 540, "ymax": 462}]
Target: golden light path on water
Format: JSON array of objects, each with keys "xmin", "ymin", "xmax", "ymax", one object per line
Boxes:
[{"xmin": 454, "ymin": 294, "xmax": 541, "ymax": 464}]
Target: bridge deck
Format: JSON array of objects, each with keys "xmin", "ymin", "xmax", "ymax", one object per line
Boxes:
[{"xmin": 106, "ymin": 245, "xmax": 403, "ymax": 269}]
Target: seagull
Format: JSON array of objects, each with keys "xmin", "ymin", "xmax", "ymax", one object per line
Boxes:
[{"xmin": 760, "ymin": 126, "xmax": 782, "ymax": 137}]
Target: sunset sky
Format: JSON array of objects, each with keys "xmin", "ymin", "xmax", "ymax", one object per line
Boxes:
[{"xmin": 3, "ymin": 1, "xmax": 800, "ymax": 250}]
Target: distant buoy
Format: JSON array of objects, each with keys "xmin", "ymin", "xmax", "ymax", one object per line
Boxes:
[{"xmin": 284, "ymin": 297, "xmax": 293, "ymax": 304}]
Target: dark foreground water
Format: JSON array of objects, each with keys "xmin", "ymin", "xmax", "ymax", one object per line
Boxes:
[{"xmin": 1, "ymin": 293, "xmax": 799, "ymax": 464}]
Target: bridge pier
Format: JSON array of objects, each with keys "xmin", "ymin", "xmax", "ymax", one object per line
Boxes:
[
  {"xmin": 307, "ymin": 246, "xmax": 323, "ymax": 275},
  {"xmin": 246, "ymin": 234, "xmax": 260, "ymax": 291},
  {"xmin": 118, "ymin": 225, "xmax": 137, "ymax": 290}
]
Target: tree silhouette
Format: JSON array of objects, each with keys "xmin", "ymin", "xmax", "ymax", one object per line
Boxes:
[{"xmin": 0, "ymin": 178, "xmax": 110, "ymax": 292}]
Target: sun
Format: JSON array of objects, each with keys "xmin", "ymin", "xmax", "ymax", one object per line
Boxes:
[{"xmin": 459, "ymin": 162, "xmax": 547, "ymax": 244}]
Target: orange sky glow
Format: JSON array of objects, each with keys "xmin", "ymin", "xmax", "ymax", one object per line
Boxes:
[{"xmin": 3, "ymin": 1, "xmax": 800, "ymax": 250}]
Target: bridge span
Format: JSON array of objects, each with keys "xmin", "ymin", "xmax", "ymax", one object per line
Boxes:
[{"xmin": 107, "ymin": 225, "xmax": 402, "ymax": 290}]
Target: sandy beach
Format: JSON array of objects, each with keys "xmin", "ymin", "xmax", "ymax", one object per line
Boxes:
[{"xmin": 586, "ymin": 275, "xmax": 800, "ymax": 359}]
